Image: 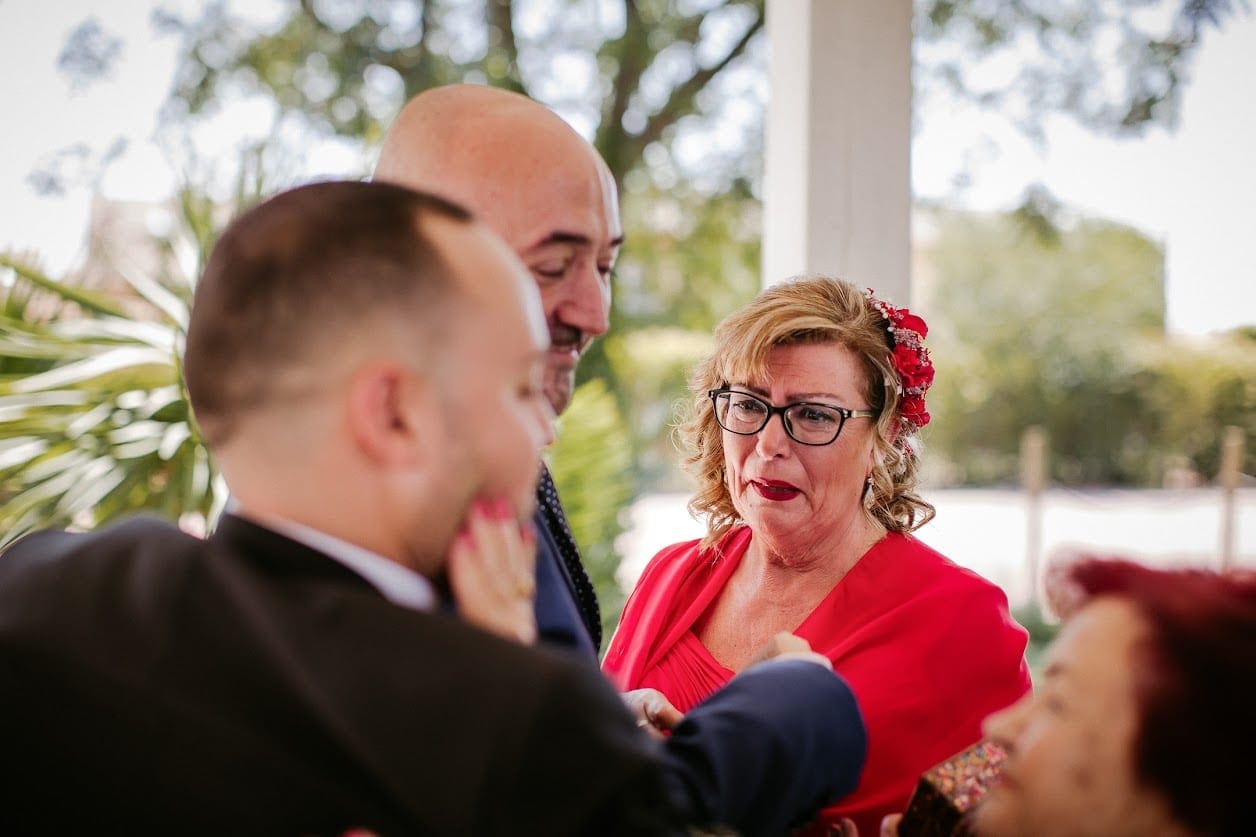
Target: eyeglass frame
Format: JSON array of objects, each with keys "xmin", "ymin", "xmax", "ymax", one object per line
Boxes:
[{"xmin": 708, "ymin": 387, "xmax": 878, "ymax": 446}]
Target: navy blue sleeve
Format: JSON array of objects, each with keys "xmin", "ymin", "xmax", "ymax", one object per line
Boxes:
[{"xmin": 661, "ymin": 660, "xmax": 867, "ymax": 836}]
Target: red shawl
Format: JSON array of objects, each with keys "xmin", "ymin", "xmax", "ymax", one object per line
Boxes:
[{"xmin": 603, "ymin": 527, "xmax": 1031, "ymax": 836}]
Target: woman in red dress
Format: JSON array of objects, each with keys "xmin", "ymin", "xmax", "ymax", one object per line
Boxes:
[{"xmin": 603, "ymin": 276, "xmax": 1031, "ymax": 835}]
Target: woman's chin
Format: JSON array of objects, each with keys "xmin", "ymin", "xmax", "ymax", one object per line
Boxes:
[
  {"xmin": 743, "ymin": 507, "xmax": 802, "ymax": 537},
  {"xmin": 739, "ymin": 488, "xmax": 804, "ymax": 513}
]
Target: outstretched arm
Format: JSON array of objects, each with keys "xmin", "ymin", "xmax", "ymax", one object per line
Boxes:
[{"xmin": 662, "ymin": 658, "xmax": 867, "ymax": 837}]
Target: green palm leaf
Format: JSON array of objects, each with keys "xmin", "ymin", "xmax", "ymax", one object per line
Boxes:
[
  {"xmin": 1, "ymin": 166, "xmax": 289, "ymax": 546},
  {"xmin": 0, "ymin": 255, "xmax": 129, "ymax": 319},
  {"xmin": 0, "ymin": 243, "xmax": 216, "ymax": 547}
]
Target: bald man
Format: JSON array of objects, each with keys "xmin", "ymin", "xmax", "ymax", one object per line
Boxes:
[
  {"xmin": 373, "ymin": 86, "xmax": 868, "ymax": 834},
  {"xmin": 376, "ymin": 84, "xmax": 617, "ymax": 419},
  {"xmin": 377, "ymin": 83, "xmax": 621, "ymax": 658}
]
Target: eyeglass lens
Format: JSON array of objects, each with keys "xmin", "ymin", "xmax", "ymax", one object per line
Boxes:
[{"xmin": 713, "ymin": 391, "xmax": 845, "ymax": 445}]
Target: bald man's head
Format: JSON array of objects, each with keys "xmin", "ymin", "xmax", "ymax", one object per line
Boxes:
[
  {"xmin": 375, "ymin": 85, "xmax": 585, "ymax": 215},
  {"xmin": 375, "ymin": 84, "xmax": 623, "ymax": 414}
]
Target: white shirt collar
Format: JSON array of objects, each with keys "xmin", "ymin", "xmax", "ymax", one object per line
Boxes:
[{"xmin": 260, "ymin": 516, "xmax": 438, "ymax": 613}]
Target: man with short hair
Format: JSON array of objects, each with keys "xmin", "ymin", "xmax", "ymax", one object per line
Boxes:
[{"xmin": 0, "ymin": 180, "xmax": 865, "ymax": 835}]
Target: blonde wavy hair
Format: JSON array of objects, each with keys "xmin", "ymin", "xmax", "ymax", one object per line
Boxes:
[{"xmin": 681, "ymin": 275, "xmax": 935, "ymax": 548}]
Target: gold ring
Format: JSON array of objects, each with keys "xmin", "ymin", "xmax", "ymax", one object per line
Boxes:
[{"xmin": 514, "ymin": 577, "xmax": 536, "ymax": 597}]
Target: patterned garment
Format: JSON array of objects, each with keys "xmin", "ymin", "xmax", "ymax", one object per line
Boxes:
[{"xmin": 536, "ymin": 467, "xmax": 602, "ymax": 651}]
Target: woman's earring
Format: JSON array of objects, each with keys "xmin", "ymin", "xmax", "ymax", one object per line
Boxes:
[{"xmin": 862, "ymin": 474, "xmax": 875, "ymax": 509}]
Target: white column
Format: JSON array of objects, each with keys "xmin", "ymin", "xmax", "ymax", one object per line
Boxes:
[{"xmin": 763, "ymin": 0, "xmax": 913, "ymax": 306}]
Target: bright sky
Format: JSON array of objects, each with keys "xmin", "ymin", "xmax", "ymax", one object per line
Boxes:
[{"xmin": 1, "ymin": 1, "xmax": 1253, "ymax": 336}]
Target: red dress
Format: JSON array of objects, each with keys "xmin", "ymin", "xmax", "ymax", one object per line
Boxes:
[{"xmin": 603, "ymin": 527, "xmax": 1031, "ymax": 836}]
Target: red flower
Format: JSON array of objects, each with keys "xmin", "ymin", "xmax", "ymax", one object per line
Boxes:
[
  {"xmin": 899, "ymin": 395, "xmax": 931, "ymax": 429},
  {"xmin": 896, "ymin": 309, "xmax": 929, "ymax": 338},
  {"xmin": 866, "ymin": 288, "xmax": 933, "ymax": 432},
  {"xmin": 892, "ymin": 344, "xmax": 935, "ymax": 390}
]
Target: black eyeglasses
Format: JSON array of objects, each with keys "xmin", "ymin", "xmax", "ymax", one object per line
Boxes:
[{"xmin": 708, "ymin": 387, "xmax": 877, "ymax": 446}]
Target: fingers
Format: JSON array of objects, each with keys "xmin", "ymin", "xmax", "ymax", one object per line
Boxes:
[
  {"xmin": 644, "ymin": 695, "xmax": 684, "ymax": 731},
  {"xmin": 833, "ymin": 817, "xmax": 858, "ymax": 837},
  {"xmin": 880, "ymin": 813, "xmax": 902, "ymax": 837},
  {"xmin": 748, "ymin": 631, "xmax": 824, "ymax": 667},
  {"xmin": 621, "ymin": 688, "xmax": 684, "ymax": 739},
  {"xmin": 749, "ymin": 631, "xmax": 809, "ymax": 666},
  {"xmin": 742, "ymin": 632, "xmax": 833, "ymax": 673},
  {"xmin": 466, "ymin": 497, "xmax": 535, "ymax": 597},
  {"xmin": 768, "ymin": 649, "xmax": 834, "ymax": 670},
  {"xmin": 447, "ymin": 497, "xmax": 538, "ymax": 645}
]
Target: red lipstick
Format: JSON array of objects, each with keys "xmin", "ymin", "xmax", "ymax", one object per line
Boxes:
[{"xmin": 751, "ymin": 479, "xmax": 801, "ymax": 501}]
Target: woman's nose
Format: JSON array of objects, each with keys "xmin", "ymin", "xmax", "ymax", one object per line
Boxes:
[{"xmin": 755, "ymin": 412, "xmax": 792, "ymax": 458}]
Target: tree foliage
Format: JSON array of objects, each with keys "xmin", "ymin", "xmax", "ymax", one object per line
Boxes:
[
  {"xmin": 162, "ymin": 0, "xmax": 768, "ymax": 185},
  {"xmin": 595, "ymin": 180, "xmax": 762, "ymax": 485},
  {"xmin": 157, "ymin": 1, "xmax": 1245, "ymax": 183},
  {"xmin": 1141, "ymin": 334, "xmax": 1256, "ymax": 479},
  {"xmin": 921, "ymin": 207, "xmax": 1255, "ymax": 486},
  {"xmin": 915, "ymin": 0, "xmax": 1247, "ymax": 139}
]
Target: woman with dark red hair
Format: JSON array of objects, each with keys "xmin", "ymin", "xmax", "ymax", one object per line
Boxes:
[{"xmin": 883, "ymin": 557, "xmax": 1256, "ymax": 836}]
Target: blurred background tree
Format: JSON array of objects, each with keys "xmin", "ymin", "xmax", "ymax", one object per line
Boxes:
[
  {"xmin": 3, "ymin": 0, "xmax": 1252, "ymax": 624},
  {"xmin": 151, "ymin": 0, "xmax": 1248, "ymax": 400},
  {"xmin": 920, "ymin": 205, "xmax": 1254, "ymax": 486}
]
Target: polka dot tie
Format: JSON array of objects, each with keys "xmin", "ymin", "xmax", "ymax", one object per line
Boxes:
[{"xmin": 537, "ymin": 466, "xmax": 602, "ymax": 652}]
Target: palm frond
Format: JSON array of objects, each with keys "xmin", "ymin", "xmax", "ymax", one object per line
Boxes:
[
  {"xmin": 0, "ymin": 254, "xmax": 130, "ymax": 318},
  {"xmin": 0, "ymin": 249, "xmax": 218, "ymax": 547}
]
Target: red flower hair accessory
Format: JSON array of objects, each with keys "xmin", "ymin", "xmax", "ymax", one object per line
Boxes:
[{"xmin": 865, "ymin": 289, "xmax": 934, "ymax": 431}]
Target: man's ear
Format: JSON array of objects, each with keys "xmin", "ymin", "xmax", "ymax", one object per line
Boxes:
[{"xmin": 345, "ymin": 361, "xmax": 435, "ymax": 467}]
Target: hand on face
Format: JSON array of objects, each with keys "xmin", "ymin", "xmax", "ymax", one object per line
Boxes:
[{"xmin": 447, "ymin": 497, "xmax": 537, "ymax": 645}]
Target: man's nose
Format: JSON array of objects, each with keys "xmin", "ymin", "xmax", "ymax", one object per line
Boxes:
[{"xmin": 557, "ymin": 261, "xmax": 611, "ymax": 338}]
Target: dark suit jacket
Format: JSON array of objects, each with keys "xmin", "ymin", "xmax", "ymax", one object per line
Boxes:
[
  {"xmin": 0, "ymin": 515, "xmax": 866, "ymax": 836},
  {"xmin": 533, "ymin": 503, "xmax": 600, "ymax": 658}
]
